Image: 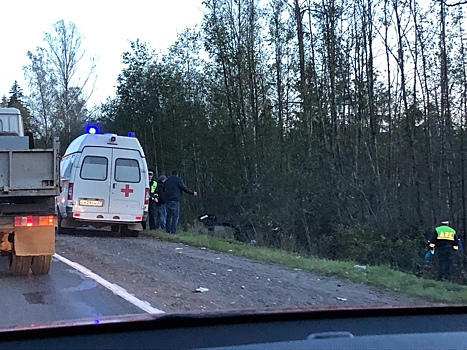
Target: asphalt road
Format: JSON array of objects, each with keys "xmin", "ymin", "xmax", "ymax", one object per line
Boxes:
[{"xmin": 0, "ymin": 254, "xmax": 154, "ymax": 328}]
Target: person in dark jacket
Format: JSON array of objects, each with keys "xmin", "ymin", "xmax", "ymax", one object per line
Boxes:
[
  {"xmin": 428, "ymin": 218, "xmax": 459, "ymax": 280},
  {"xmin": 142, "ymin": 169, "xmax": 155, "ymax": 230},
  {"xmin": 154, "ymin": 175, "xmax": 167, "ymax": 230},
  {"xmin": 148, "ymin": 169, "xmax": 158, "ymax": 230},
  {"xmin": 164, "ymin": 170, "xmax": 197, "ymax": 234}
]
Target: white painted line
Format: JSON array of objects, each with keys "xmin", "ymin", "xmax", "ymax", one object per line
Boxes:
[{"xmin": 53, "ymin": 253, "xmax": 165, "ymax": 315}]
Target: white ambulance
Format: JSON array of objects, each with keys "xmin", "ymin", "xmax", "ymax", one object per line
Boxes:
[{"xmin": 56, "ymin": 132, "xmax": 149, "ymax": 237}]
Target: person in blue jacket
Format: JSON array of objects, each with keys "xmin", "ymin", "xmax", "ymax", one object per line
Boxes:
[{"xmin": 163, "ymin": 170, "xmax": 197, "ymax": 234}]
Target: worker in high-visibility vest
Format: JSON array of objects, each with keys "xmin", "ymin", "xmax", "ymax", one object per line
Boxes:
[{"xmin": 428, "ymin": 218, "xmax": 459, "ymax": 280}]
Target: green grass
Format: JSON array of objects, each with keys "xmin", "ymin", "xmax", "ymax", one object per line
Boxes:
[{"xmin": 143, "ymin": 229, "xmax": 467, "ymax": 304}]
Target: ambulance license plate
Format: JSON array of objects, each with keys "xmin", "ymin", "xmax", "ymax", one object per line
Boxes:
[{"xmin": 79, "ymin": 199, "xmax": 103, "ymax": 206}]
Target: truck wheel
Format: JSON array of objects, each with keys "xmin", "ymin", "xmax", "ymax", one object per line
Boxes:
[
  {"xmin": 31, "ymin": 255, "xmax": 52, "ymax": 275},
  {"xmin": 9, "ymin": 252, "xmax": 32, "ymax": 276}
]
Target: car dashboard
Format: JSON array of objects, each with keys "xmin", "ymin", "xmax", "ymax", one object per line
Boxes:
[{"xmin": 1, "ymin": 305, "xmax": 467, "ymax": 349}]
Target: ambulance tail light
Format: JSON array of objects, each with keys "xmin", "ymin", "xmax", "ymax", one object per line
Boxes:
[
  {"xmin": 15, "ymin": 215, "xmax": 55, "ymax": 227},
  {"xmin": 144, "ymin": 188, "xmax": 149, "ymax": 205},
  {"xmin": 68, "ymin": 183, "xmax": 74, "ymax": 200}
]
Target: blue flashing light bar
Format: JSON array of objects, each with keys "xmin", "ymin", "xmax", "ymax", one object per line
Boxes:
[{"xmin": 85, "ymin": 123, "xmax": 99, "ymax": 134}]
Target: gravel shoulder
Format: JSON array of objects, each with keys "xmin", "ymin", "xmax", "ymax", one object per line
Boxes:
[{"xmin": 55, "ymin": 233, "xmax": 432, "ymax": 314}]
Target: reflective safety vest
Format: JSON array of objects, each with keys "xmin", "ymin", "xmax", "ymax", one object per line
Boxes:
[
  {"xmin": 150, "ymin": 180, "xmax": 157, "ymax": 194},
  {"xmin": 435, "ymin": 225, "xmax": 456, "ymax": 241}
]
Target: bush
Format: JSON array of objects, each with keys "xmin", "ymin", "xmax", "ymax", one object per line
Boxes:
[{"xmin": 331, "ymin": 223, "xmax": 425, "ymax": 272}]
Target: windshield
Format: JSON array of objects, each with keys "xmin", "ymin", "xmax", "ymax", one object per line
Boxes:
[{"xmin": 1, "ymin": 0, "xmax": 467, "ymax": 335}]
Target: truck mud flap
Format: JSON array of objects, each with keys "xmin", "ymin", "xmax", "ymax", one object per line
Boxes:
[{"xmin": 13, "ymin": 227, "xmax": 55, "ymax": 256}]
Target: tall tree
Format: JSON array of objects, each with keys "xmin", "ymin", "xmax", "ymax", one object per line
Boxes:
[
  {"xmin": 7, "ymin": 81, "xmax": 32, "ymax": 130},
  {"xmin": 24, "ymin": 47, "xmax": 57, "ymax": 143},
  {"xmin": 24, "ymin": 20, "xmax": 95, "ymax": 147}
]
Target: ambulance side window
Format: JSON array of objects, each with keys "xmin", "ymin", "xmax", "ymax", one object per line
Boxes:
[
  {"xmin": 115, "ymin": 158, "xmax": 140, "ymax": 183},
  {"xmin": 61, "ymin": 154, "xmax": 76, "ymax": 180},
  {"xmin": 60, "ymin": 159, "xmax": 68, "ymax": 179},
  {"xmin": 80, "ymin": 156, "xmax": 108, "ymax": 181}
]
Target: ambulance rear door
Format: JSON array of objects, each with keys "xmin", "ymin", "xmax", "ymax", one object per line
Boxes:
[
  {"xmin": 73, "ymin": 146, "xmax": 112, "ymax": 214},
  {"xmin": 109, "ymin": 148, "xmax": 145, "ymax": 219}
]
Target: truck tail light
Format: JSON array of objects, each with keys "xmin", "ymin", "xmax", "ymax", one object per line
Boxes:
[
  {"xmin": 68, "ymin": 183, "xmax": 74, "ymax": 200},
  {"xmin": 144, "ymin": 187, "xmax": 149, "ymax": 205},
  {"xmin": 14, "ymin": 215, "xmax": 55, "ymax": 227}
]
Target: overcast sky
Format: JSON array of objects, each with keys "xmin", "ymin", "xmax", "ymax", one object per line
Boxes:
[{"xmin": 1, "ymin": 0, "xmax": 204, "ymax": 107}]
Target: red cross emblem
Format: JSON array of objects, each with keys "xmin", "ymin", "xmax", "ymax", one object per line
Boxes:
[{"xmin": 120, "ymin": 184, "xmax": 134, "ymax": 197}]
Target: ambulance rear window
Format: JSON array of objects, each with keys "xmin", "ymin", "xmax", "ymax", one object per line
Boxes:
[
  {"xmin": 115, "ymin": 158, "xmax": 140, "ymax": 183},
  {"xmin": 80, "ymin": 156, "xmax": 108, "ymax": 181}
]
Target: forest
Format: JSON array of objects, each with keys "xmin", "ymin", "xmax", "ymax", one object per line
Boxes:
[{"xmin": 3, "ymin": 0, "xmax": 467, "ymax": 279}]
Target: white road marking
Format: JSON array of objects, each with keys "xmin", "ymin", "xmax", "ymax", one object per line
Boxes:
[{"xmin": 53, "ymin": 253, "xmax": 165, "ymax": 315}]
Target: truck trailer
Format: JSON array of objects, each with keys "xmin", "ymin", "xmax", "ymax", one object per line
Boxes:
[{"xmin": 0, "ymin": 107, "xmax": 59, "ymax": 275}]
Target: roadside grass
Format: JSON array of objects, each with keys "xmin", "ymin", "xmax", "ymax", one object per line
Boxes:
[{"xmin": 143, "ymin": 229, "xmax": 467, "ymax": 304}]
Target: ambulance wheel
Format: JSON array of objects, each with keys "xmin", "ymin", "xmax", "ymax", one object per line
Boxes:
[
  {"xmin": 31, "ymin": 255, "xmax": 52, "ymax": 275},
  {"xmin": 120, "ymin": 226, "xmax": 139, "ymax": 238},
  {"xmin": 9, "ymin": 251, "xmax": 32, "ymax": 276},
  {"xmin": 128, "ymin": 230, "xmax": 139, "ymax": 238},
  {"xmin": 56, "ymin": 210, "xmax": 72, "ymax": 234}
]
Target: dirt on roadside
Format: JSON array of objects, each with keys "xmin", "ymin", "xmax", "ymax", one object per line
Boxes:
[{"xmin": 55, "ymin": 232, "xmax": 433, "ymax": 314}]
